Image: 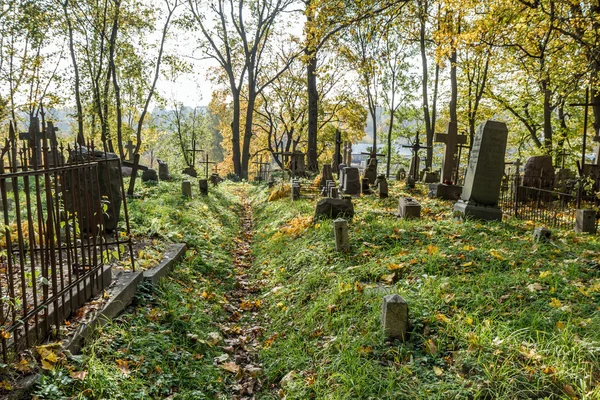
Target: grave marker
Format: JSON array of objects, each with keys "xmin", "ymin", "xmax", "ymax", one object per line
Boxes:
[{"xmin": 381, "ymin": 294, "xmax": 408, "ymax": 342}]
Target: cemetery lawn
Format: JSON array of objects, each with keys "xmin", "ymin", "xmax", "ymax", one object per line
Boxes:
[{"xmin": 34, "ymin": 181, "xmax": 600, "ymax": 399}]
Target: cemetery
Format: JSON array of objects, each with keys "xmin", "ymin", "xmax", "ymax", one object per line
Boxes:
[{"xmin": 2, "ymin": 0, "xmax": 600, "ymax": 399}]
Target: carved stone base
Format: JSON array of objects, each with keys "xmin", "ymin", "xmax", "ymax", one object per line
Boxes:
[
  {"xmin": 429, "ymin": 183, "xmax": 462, "ymax": 200},
  {"xmin": 453, "ymin": 200, "xmax": 502, "ymax": 221}
]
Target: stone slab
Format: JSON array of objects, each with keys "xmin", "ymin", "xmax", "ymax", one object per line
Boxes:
[
  {"xmin": 454, "ymin": 200, "xmax": 502, "ymax": 221},
  {"xmin": 143, "ymin": 243, "xmax": 187, "ymax": 285},
  {"xmin": 575, "ymin": 209, "xmax": 597, "ymax": 234},
  {"xmin": 429, "ymin": 183, "xmax": 462, "ymax": 200}
]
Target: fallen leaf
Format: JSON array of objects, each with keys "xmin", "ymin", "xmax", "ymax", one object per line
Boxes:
[
  {"xmin": 221, "ymin": 361, "xmax": 240, "ymax": 374},
  {"xmin": 527, "ymin": 282, "xmax": 543, "ymax": 292},
  {"xmin": 433, "ymin": 366, "xmax": 443, "ymax": 376},
  {"xmin": 549, "ymin": 298, "xmax": 562, "ymax": 308},
  {"xmin": 425, "ymin": 339, "xmax": 438, "ymax": 355},
  {"xmin": 70, "ymin": 370, "xmax": 88, "ymax": 380},
  {"xmin": 115, "ymin": 359, "xmax": 130, "ymax": 376}
]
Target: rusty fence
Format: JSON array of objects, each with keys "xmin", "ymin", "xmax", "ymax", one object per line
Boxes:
[
  {"xmin": 0, "ymin": 119, "xmax": 134, "ymax": 363},
  {"xmin": 499, "ymin": 162, "xmax": 598, "ymax": 230}
]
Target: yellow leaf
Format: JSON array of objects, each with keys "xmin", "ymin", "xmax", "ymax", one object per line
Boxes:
[
  {"xmin": 436, "ymin": 313, "xmax": 450, "ymax": 323},
  {"xmin": 426, "ymin": 244, "xmax": 439, "ymax": 255},
  {"xmin": 539, "ymin": 271, "xmax": 551, "ymax": 279},
  {"xmin": 556, "ymin": 321, "xmax": 564, "ymax": 330},
  {"xmin": 0, "ymin": 380, "xmax": 12, "ymax": 391},
  {"xmin": 115, "ymin": 359, "xmax": 130, "ymax": 376},
  {"xmin": 549, "ymin": 298, "xmax": 562, "ymax": 308},
  {"xmin": 462, "ymin": 245, "xmax": 475, "ymax": 251},
  {"xmin": 461, "ymin": 261, "xmax": 473, "ymax": 267},
  {"xmin": 433, "ymin": 366, "xmax": 443, "ymax": 376},
  {"xmin": 465, "ymin": 317, "xmax": 473, "ymax": 325},
  {"xmin": 387, "ymin": 263, "xmax": 405, "ymax": 271},
  {"xmin": 425, "ymin": 339, "xmax": 438, "ymax": 354},
  {"xmin": 41, "ymin": 359, "xmax": 55, "ymax": 371},
  {"xmin": 489, "ymin": 249, "xmax": 504, "ymax": 261}
]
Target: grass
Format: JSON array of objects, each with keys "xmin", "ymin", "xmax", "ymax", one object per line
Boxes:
[{"xmin": 33, "ymin": 180, "xmax": 600, "ymax": 399}]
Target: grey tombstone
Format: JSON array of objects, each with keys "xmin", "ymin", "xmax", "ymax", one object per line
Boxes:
[
  {"xmin": 396, "ymin": 168, "xmax": 406, "ymax": 181},
  {"xmin": 374, "ymin": 174, "xmax": 388, "ymax": 199},
  {"xmin": 398, "ymin": 197, "xmax": 421, "ymax": 219},
  {"xmin": 333, "ymin": 218, "xmax": 349, "ymax": 252},
  {"xmin": 314, "ymin": 197, "xmax": 354, "ymax": 220},
  {"xmin": 158, "ymin": 160, "xmax": 172, "ymax": 181},
  {"xmin": 454, "ymin": 120, "xmax": 508, "ymax": 221},
  {"xmin": 320, "ymin": 164, "xmax": 334, "ymax": 189},
  {"xmin": 329, "ymin": 186, "xmax": 339, "ymax": 199},
  {"xmin": 341, "ymin": 167, "xmax": 361, "ymax": 195},
  {"xmin": 291, "ymin": 180, "xmax": 301, "ymax": 200},
  {"xmin": 381, "ymin": 294, "xmax": 408, "ymax": 342},
  {"xmin": 182, "ymin": 180, "xmax": 192, "ymax": 197},
  {"xmin": 183, "ymin": 166, "xmax": 198, "ymax": 178},
  {"xmin": 361, "ymin": 177, "xmax": 372, "ymax": 195},
  {"xmin": 141, "ymin": 168, "xmax": 158, "ymax": 182},
  {"xmin": 363, "ymin": 158, "xmax": 378, "ymax": 185},
  {"xmin": 199, "ymin": 179, "xmax": 209, "ymax": 196},
  {"xmin": 523, "ymin": 155, "xmax": 555, "ymax": 190},
  {"xmin": 125, "ymin": 140, "xmax": 136, "ymax": 162},
  {"xmin": 575, "ymin": 209, "xmax": 596, "ymax": 234}
]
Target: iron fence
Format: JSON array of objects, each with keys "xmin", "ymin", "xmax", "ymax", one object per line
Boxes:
[{"xmin": 0, "ymin": 119, "xmax": 134, "ymax": 363}]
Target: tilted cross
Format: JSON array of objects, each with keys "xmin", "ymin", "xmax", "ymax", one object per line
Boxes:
[
  {"xmin": 186, "ymin": 139, "xmax": 204, "ymax": 168},
  {"xmin": 403, "ymin": 131, "xmax": 432, "ymax": 181},
  {"xmin": 125, "ymin": 140, "xmax": 136, "ymax": 161},
  {"xmin": 197, "ymin": 153, "xmax": 215, "ymax": 179},
  {"xmin": 435, "ymin": 122, "xmax": 467, "ymax": 184}
]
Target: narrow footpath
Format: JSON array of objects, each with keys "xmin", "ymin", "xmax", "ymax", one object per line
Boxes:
[{"xmin": 217, "ymin": 188, "xmax": 265, "ymax": 399}]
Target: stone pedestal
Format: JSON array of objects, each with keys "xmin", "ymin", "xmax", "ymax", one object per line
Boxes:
[
  {"xmin": 291, "ymin": 181, "xmax": 301, "ymax": 201},
  {"xmin": 575, "ymin": 209, "xmax": 596, "ymax": 233},
  {"xmin": 429, "ymin": 183, "xmax": 462, "ymax": 200},
  {"xmin": 423, "ymin": 171, "xmax": 439, "ymax": 183},
  {"xmin": 142, "ymin": 169, "xmax": 158, "ymax": 182},
  {"xmin": 199, "ymin": 179, "xmax": 208, "ymax": 196},
  {"xmin": 314, "ymin": 197, "xmax": 354, "ymax": 220},
  {"xmin": 453, "ymin": 200, "xmax": 502, "ymax": 221},
  {"xmin": 333, "ymin": 218, "xmax": 349, "ymax": 252},
  {"xmin": 182, "ymin": 181, "xmax": 192, "ymax": 198},
  {"xmin": 381, "ymin": 294, "xmax": 408, "ymax": 342},
  {"xmin": 398, "ymin": 197, "xmax": 421, "ymax": 219}
]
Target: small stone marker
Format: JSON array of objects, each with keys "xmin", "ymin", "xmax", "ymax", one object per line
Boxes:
[
  {"xmin": 398, "ymin": 197, "xmax": 421, "ymax": 219},
  {"xmin": 329, "ymin": 186, "xmax": 339, "ymax": 198},
  {"xmin": 183, "ymin": 166, "xmax": 198, "ymax": 178},
  {"xmin": 320, "ymin": 164, "xmax": 334, "ymax": 189},
  {"xmin": 158, "ymin": 160, "xmax": 172, "ymax": 181},
  {"xmin": 575, "ymin": 209, "xmax": 597, "ymax": 234},
  {"xmin": 533, "ymin": 226, "xmax": 551, "ymax": 243},
  {"xmin": 141, "ymin": 168, "xmax": 158, "ymax": 182},
  {"xmin": 291, "ymin": 180, "xmax": 301, "ymax": 200},
  {"xmin": 361, "ymin": 177, "xmax": 371, "ymax": 195},
  {"xmin": 182, "ymin": 180, "xmax": 192, "ymax": 197},
  {"xmin": 199, "ymin": 179, "xmax": 209, "ymax": 196},
  {"xmin": 374, "ymin": 174, "xmax": 388, "ymax": 198},
  {"xmin": 333, "ymin": 218, "xmax": 349, "ymax": 252},
  {"xmin": 454, "ymin": 120, "xmax": 508, "ymax": 221},
  {"xmin": 382, "ymin": 294, "xmax": 408, "ymax": 342}
]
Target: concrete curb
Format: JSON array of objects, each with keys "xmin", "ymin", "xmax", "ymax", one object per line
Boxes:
[{"xmin": 143, "ymin": 243, "xmax": 187, "ymax": 285}]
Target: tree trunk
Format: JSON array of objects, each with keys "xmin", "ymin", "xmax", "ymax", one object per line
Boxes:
[
  {"xmin": 449, "ymin": 49, "xmax": 457, "ymax": 123},
  {"xmin": 542, "ymin": 80, "xmax": 553, "ymax": 152},
  {"xmin": 231, "ymin": 90, "xmax": 242, "ymax": 177},
  {"xmin": 386, "ymin": 106, "xmax": 394, "ymax": 178},
  {"xmin": 241, "ymin": 89, "xmax": 256, "ymax": 180},
  {"xmin": 306, "ymin": 50, "xmax": 319, "ymax": 172},
  {"xmin": 64, "ymin": 0, "xmax": 84, "ymax": 145}
]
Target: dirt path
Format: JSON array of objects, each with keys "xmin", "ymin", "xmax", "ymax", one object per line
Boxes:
[{"xmin": 217, "ymin": 188, "xmax": 265, "ymax": 399}]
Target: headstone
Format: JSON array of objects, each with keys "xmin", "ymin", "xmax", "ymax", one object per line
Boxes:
[
  {"xmin": 320, "ymin": 165, "xmax": 334, "ymax": 189},
  {"xmin": 408, "ymin": 154, "xmax": 420, "ymax": 182},
  {"xmin": 158, "ymin": 160, "xmax": 172, "ymax": 181},
  {"xmin": 182, "ymin": 180, "xmax": 192, "ymax": 197},
  {"xmin": 288, "ymin": 151, "xmax": 306, "ymax": 177},
  {"xmin": 454, "ymin": 120, "xmax": 508, "ymax": 221},
  {"xmin": 333, "ymin": 218, "xmax": 349, "ymax": 252},
  {"xmin": 523, "ymin": 155, "xmax": 555, "ymax": 190},
  {"xmin": 381, "ymin": 294, "xmax": 408, "ymax": 342},
  {"xmin": 423, "ymin": 170, "xmax": 440, "ymax": 184},
  {"xmin": 361, "ymin": 177, "xmax": 372, "ymax": 195},
  {"xmin": 363, "ymin": 158, "xmax": 378, "ymax": 185},
  {"xmin": 398, "ymin": 197, "xmax": 421, "ymax": 219},
  {"xmin": 396, "ymin": 168, "xmax": 406, "ymax": 181},
  {"xmin": 374, "ymin": 174, "xmax": 388, "ymax": 199},
  {"xmin": 141, "ymin": 169, "xmax": 158, "ymax": 182},
  {"xmin": 199, "ymin": 179, "xmax": 209, "ymax": 195},
  {"xmin": 554, "ymin": 168, "xmax": 576, "ymax": 193},
  {"xmin": 332, "ymin": 130, "xmax": 342, "ymax": 174},
  {"xmin": 314, "ymin": 197, "xmax": 354, "ymax": 220},
  {"xmin": 328, "ymin": 186, "xmax": 339, "ymax": 198},
  {"xmin": 291, "ymin": 180, "xmax": 301, "ymax": 200},
  {"xmin": 341, "ymin": 167, "xmax": 360, "ymax": 195},
  {"xmin": 183, "ymin": 166, "xmax": 198, "ymax": 178},
  {"xmin": 575, "ymin": 209, "xmax": 596, "ymax": 233},
  {"xmin": 533, "ymin": 226, "xmax": 551, "ymax": 243},
  {"xmin": 124, "ymin": 140, "xmax": 136, "ymax": 162}
]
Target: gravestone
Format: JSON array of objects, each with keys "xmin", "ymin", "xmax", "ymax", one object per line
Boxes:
[
  {"xmin": 210, "ymin": 173, "xmax": 221, "ymax": 186},
  {"xmin": 320, "ymin": 165, "xmax": 334, "ymax": 189},
  {"xmin": 361, "ymin": 177, "xmax": 372, "ymax": 195},
  {"xmin": 333, "ymin": 218, "xmax": 349, "ymax": 252},
  {"xmin": 398, "ymin": 197, "xmax": 421, "ymax": 219},
  {"xmin": 182, "ymin": 180, "xmax": 192, "ymax": 197},
  {"xmin": 554, "ymin": 168, "xmax": 576, "ymax": 193},
  {"xmin": 142, "ymin": 168, "xmax": 158, "ymax": 182},
  {"xmin": 523, "ymin": 156, "xmax": 555, "ymax": 190},
  {"xmin": 423, "ymin": 170, "xmax": 440, "ymax": 184},
  {"xmin": 454, "ymin": 120, "xmax": 508, "ymax": 221},
  {"xmin": 199, "ymin": 179, "xmax": 209, "ymax": 196},
  {"xmin": 363, "ymin": 158, "xmax": 378, "ymax": 185},
  {"xmin": 374, "ymin": 175, "xmax": 388, "ymax": 199},
  {"xmin": 396, "ymin": 168, "xmax": 406, "ymax": 181},
  {"xmin": 288, "ymin": 151, "xmax": 306, "ymax": 177},
  {"xmin": 158, "ymin": 159, "xmax": 172, "ymax": 181},
  {"xmin": 125, "ymin": 140, "xmax": 136, "ymax": 162},
  {"xmin": 429, "ymin": 122, "xmax": 465, "ymax": 200},
  {"xmin": 328, "ymin": 186, "xmax": 339, "ymax": 198},
  {"xmin": 381, "ymin": 294, "xmax": 408, "ymax": 342},
  {"xmin": 314, "ymin": 197, "xmax": 354, "ymax": 219},
  {"xmin": 291, "ymin": 180, "xmax": 301, "ymax": 200},
  {"xmin": 575, "ymin": 209, "xmax": 596, "ymax": 233},
  {"xmin": 183, "ymin": 166, "xmax": 198, "ymax": 178},
  {"xmin": 341, "ymin": 167, "xmax": 360, "ymax": 195},
  {"xmin": 331, "ymin": 129, "xmax": 343, "ymax": 174}
]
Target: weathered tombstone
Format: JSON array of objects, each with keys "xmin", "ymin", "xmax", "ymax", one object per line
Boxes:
[
  {"xmin": 199, "ymin": 179, "xmax": 209, "ymax": 196},
  {"xmin": 314, "ymin": 197, "xmax": 354, "ymax": 219},
  {"xmin": 288, "ymin": 151, "xmax": 306, "ymax": 177},
  {"xmin": 533, "ymin": 226, "xmax": 552, "ymax": 243},
  {"xmin": 575, "ymin": 209, "xmax": 596, "ymax": 233},
  {"xmin": 141, "ymin": 168, "xmax": 158, "ymax": 182},
  {"xmin": 374, "ymin": 174, "xmax": 388, "ymax": 198},
  {"xmin": 423, "ymin": 170, "xmax": 440, "ymax": 184},
  {"xmin": 396, "ymin": 168, "xmax": 406, "ymax": 181},
  {"xmin": 363, "ymin": 157, "xmax": 378, "ymax": 185},
  {"xmin": 158, "ymin": 159, "xmax": 172, "ymax": 181},
  {"xmin": 554, "ymin": 168, "xmax": 576, "ymax": 193},
  {"xmin": 320, "ymin": 165, "xmax": 334, "ymax": 189},
  {"xmin": 453, "ymin": 121, "xmax": 508, "ymax": 221},
  {"xmin": 66, "ymin": 146, "xmax": 123, "ymax": 232},
  {"xmin": 398, "ymin": 197, "xmax": 421, "ymax": 219},
  {"xmin": 124, "ymin": 140, "xmax": 136, "ymax": 162},
  {"xmin": 341, "ymin": 167, "xmax": 361, "ymax": 195},
  {"xmin": 210, "ymin": 173, "xmax": 221, "ymax": 186},
  {"xmin": 329, "ymin": 186, "xmax": 339, "ymax": 198},
  {"xmin": 523, "ymin": 155, "xmax": 555, "ymax": 190},
  {"xmin": 333, "ymin": 218, "xmax": 349, "ymax": 252},
  {"xmin": 291, "ymin": 180, "xmax": 301, "ymax": 200},
  {"xmin": 183, "ymin": 166, "xmax": 198, "ymax": 178},
  {"xmin": 182, "ymin": 180, "xmax": 192, "ymax": 197},
  {"xmin": 381, "ymin": 294, "xmax": 408, "ymax": 342},
  {"xmin": 361, "ymin": 177, "xmax": 372, "ymax": 195}
]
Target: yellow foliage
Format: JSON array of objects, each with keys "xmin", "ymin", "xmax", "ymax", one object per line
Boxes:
[
  {"xmin": 267, "ymin": 184, "xmax": 291, "ymax": 202},
  {"xmin": 279, "ymin": 215, "xmax": 313, "ymax": 238}
]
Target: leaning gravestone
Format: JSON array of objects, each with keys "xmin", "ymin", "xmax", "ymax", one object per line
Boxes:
[
  {"xmin": 315, "ymin": 197, "xmax": 354, "ymax": 220},
  {"xmin": 182, "ymin": 180, "xmax": 192, "ymax": 198},
  {"xmin": 158, "ymin": 160, "xmax": 172, "ymax": 181},
  {"xmin": 363, "ymin": 158, "xmax": 378, "ymax": 185},
  {"xmin": 183, "ymin": 166, "xmax": 198, "ymax": 178},
  {"xmin": 454, "ymin": 120, "xmax": 508, "ymax": 221},
  {"xmin": 374, "ymin": 175, "xmax": 388, "ymax": 199},
  {"xmin": 341, "ymin": 167, "xmax": 361, "ymax": 195},
  {"xmin": 142, "ymin": 168, "xmax": 158, "ymax": 183},
  {"xmin": 361, "ymin": 177, "xmax": 372, "ymax": 195},
  {"xmin": 523, "ymin": 155, "xmax": 555, "ymax": 190},
  {"xmin": 381, "ymin": 294, "xmax": 408, "ymax": 342}
]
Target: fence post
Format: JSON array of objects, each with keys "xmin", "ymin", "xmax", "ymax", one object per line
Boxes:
[{"xmin": 513, "ymin": 159, "xmax": 521, "ymax": 218}]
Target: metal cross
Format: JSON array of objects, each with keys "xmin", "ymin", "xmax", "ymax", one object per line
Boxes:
[
  {"xmin": 403, "ymin": 131, "xmax": 432, "ymax": 181},
  {"xmin": 197, "ymin": 153, "xmax": 215, "ymax": 179},
  {"xmin": 186, "ymin": 139, "xmax": 204, "ymax": 168}
]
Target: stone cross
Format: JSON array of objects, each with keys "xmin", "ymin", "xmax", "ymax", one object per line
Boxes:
[
  {"xmin": 125, "ymin": 140, "xmax": 136, "ymax": 161},
  {"xmin": 360, "ymin": 150, "xmax": 385, "ymax": 167},
  {"xmin": 435, "ymin": 122, "xmax": 467, "ymax": 184},
  {"xmin": 332, "ymin": 129, "xmax": 343, "ymax": 174}
]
